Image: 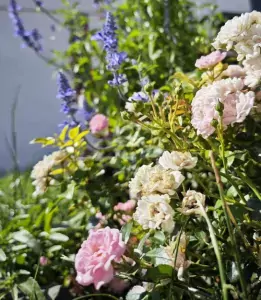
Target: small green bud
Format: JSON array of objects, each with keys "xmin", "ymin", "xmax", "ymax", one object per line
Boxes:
[
  {"xmin": 211, "ymin": 119, "xmax": 219, "ymax": 128},
  {"xmin": 215, "ymin": 100, "xmax": 224, "ymax": 116}
]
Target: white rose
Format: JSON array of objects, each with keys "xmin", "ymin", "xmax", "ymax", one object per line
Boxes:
[
  {"xmin": 31, "ymin": 150, "xmax": 67, "ymax": 196},
  {"xmin": 133, "ymin": 194, "xmax": 175, "ymax": 233},
  {"xmin": 159, "ymin": 151, "xmax": 197, "ymax": 171},
  {"xmin": 129, "ymin": 164, "xmax": 184, "ymax": 199}
]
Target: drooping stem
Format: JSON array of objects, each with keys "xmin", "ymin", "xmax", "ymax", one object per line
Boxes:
[
  {"xmin": 198, "ymin": 200, "xmax": 228, "ymax": 300},
  {"xmin": 210, "ymin": 151, "xmax": 248, "ymax": 299}
]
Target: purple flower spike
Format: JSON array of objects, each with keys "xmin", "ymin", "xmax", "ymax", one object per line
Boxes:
[
  {"xmin": 57, "ymin": 72, "xmax": 75, "ymax": 101},
  {"xmin": 9, "ymin": 0, "xmax": 43, "ymax": 52},
  {"xmin": 93, "ymin": 12, "xmax": 127, "ymax": 87}
]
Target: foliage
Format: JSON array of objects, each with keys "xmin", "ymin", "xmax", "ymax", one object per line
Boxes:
[{"xmin": 5, "ymin": 1, "xmax": 261, "ymax": 300}]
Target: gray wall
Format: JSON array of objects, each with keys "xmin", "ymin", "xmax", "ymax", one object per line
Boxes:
[
  {"xmin": 0, "ymin": 0, "xmax": 103, "ymax": 174},
  {"xmin": 0, "ymin": 0, "xmax": 251, "ymax": 174}
]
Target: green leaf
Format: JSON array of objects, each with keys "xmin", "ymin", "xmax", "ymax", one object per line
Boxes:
[
  {"xmin": 12, "ymin": 230, "xmax": 40, "ymax": 253},
  {"xmin": 48, "ymin": 245, "xmax": 62, "ymax": 253},
  {"xmin": 49, "ymin": 233, "xmax": 69, "ymax": 242},
  {"xmin": 68, "ymin": 126, "xmax": 80, "ymax": 140},
  {"xmin": 121, "ymin": 222, "xmax": 133, "ymax": 243},
  {"xmin": 135, "ymin": 232, "xmax": 151, "ymax": 255},
  {"xmin": 50, "ymin": 168, "xmax": 64, "ymax": 176},
  {"xmin": 75, "ymin": 130, "xmax": 89, "ymax": 142},
  {"xmin": 225, "ymin": 151, "xmax": 235, "ymax": 167},
  {"xmin": 227, "ymin": 186, "xmax": 238, "ymax": 197},
  {"xmin": 44, "ymin": 206, "xmax": 58, "ymax": 233},
  {"xmin": 11, "ymin": 285, "xmax": 18, "ymax": 300},
  {"xmin": 126, "ymin": 286, "xmax": 146, "ymax": 300},
  {"xmin": 59, "ymin": 125, "xmax": 69, "ymax": 142},
  {"xmin": 18, "ymin": 277, "xmax": 45, "ymax": 300},
  {"xmin": 153, "ymin": 231, "xmax": 165, "ymax": 243},
  {"xmin": 30, "ymin": 137, "xmax": 55, "ymax": 147},
  {"xmin": 147, "ymin": 265, "xmax": 173, "ymax": 281},
  {"xmin": 146, "ymin": 248, "xmax": 172, "ymax": 266},
  {"xmin": 48, "ymin": 285, "xmax": 61, "ymax": 300},
  {"xmin": 0, "ymin": 249, "xmax": 6, "ymax": 262},
  {"xmin": 64, "ymin": 181, "xmax": 75, "ymax": 200}
]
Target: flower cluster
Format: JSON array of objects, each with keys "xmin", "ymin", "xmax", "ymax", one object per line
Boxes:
[
  {"xmin": 75, "ymin": 227, "xmax": 126, "ymax": 290},
  {"xmin": 213, "ymin": 11, "xmax": 261, "ymax": 87},
  {"xmin": 31, "ymin": 150, "xmax": 67, "ymax": 197},
  {"xmin": 191, "ymin": 78, "xmax": 255, "ymax": 138},
  {"xmin": 130, "ymin": 151, "xmax": 198, "ymax": 232},
  {"xmin": 9, "ymin": 0, "xmax": 43, "ymax": 52},
  {"xmin": 129, "ymin": 164, "xmax": 184, "ymax": 200},
  {"xmin": 93, "ymin": 12, "xmax": 127, "ymax": 86}
]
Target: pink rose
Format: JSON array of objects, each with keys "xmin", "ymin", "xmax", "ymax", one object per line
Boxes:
[
  {"xmin": 75, "ymin": 227, "xmax": 126, "ymax": 290},
  {"xmin": 191, "ymin": 78, "xmax": 254, "ymax": 138},
  {"xmin": 114, "ymin": 200, "xmax": 136, "ymax": 212},
  {"xmin": 39, "ymin": 256, "xmax": 48, "ymax": 266},
  {"xmin": 195, "ymin": 51, "xmax": 226, "ymax": 69},
  {"xmin": 89, "ymin": 114, "xmax": 109, "ymax": 134}
]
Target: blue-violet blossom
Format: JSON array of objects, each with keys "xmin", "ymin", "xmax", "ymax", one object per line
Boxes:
[
  {"xmin": 57, "ymin": 72, "xmax": 94, "ymax": 128},
  {"xmin": 128, "ymin": 91, "xmax": 149, "ymax": 102},
  {"xmin": 93, "ymin": 12, "xmax": 127, "ymax": 86},
  {"xmin": 9, "ymin": 0, "xmax": 42, "ymax": 52}
]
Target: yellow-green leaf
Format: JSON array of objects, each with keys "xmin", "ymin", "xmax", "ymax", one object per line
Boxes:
[
  {"xmin": 69, "ymin": 126, "xmax": 80, "ymax": 140},
  {"xmin": 30, "ymin": 137, "xmax": 55, "ymax": 146},
  {"xmin": 74, "ymin": 130, "xmax": 89, "ymax": 142},
  {"xmin": 50, "ymin": 168, "xmax": 64, "ymax": 176},
  {"xmin": 62, "ymin": 140, "xmax": 73, "ymax": 148},
  {"xmin": 59, "ymin": 125, "xmax": 69, "ymax": 142}
]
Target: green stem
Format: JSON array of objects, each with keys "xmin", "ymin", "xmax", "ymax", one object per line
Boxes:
[
  {"xmin": 197, "ymin": 201, "xmax": 228, "ymax": 300},
  {"xmin": 210, "ymin": 151, "xmax": 248, "ymax": 299}
]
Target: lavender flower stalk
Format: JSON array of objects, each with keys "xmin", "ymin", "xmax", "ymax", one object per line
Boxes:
[
  {"xmin": 93, "ymin": 12, "xmax": 127, "ymax": 87},
  {"xmin": 57, "ymin": 72, "xmax": 93, "ymax": 128},
  {"xmin": 9, "ymin": 0, "xmax": 42, "ymax": 52}
]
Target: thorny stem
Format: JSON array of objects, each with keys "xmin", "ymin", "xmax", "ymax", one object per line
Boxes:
[
  {"xmin": 198, "ymin": 200, "xmax": 228, "ymax": 300},
  {"xmin": 210, "ymin": 151, "xmax": 248, "ymax": 299}
]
